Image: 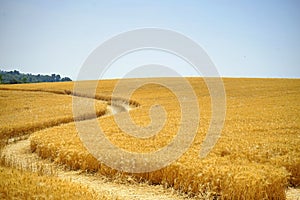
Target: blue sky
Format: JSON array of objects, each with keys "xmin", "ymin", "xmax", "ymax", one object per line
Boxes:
[{"xmin": 0, "ymin": 0, "xmax": 299, "ymax": 79}]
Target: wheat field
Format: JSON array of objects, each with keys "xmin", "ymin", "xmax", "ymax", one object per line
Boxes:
[
  {"xmin": 1, "ymin": 78, "xmax": 300, "ymax": 199},
  {"xmin": 0, "ymin": 85, "xmax": 107, "ymax": 148},
  {"xmin": 0, "ymin": 166, "xmax": 106, "ymax": 200}
]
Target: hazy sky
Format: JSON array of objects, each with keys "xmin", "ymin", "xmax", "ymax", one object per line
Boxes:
[{"xmin": 0, "ymin": 0, "xmax": 299, "ymax": 79}]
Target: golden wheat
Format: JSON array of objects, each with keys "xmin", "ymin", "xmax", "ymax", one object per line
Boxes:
[
  {"xmin": 0, "ymin": 166, "xmax": 106, "ymax": 199},
  {"xmin": 0, "ymin": 88, "xmax": 107, "ymax": 148},
  {"xmin": 0, "ymin": 78, "xmax": 299, "ymax": 198},
  {"xmin": 27, "ymin": 78, "xmax": 300, "ymax": 199}
]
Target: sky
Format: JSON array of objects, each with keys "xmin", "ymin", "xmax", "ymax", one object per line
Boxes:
[{"xmin": 0, "ymin": 0, "xmax": 300, "ymax": 80}]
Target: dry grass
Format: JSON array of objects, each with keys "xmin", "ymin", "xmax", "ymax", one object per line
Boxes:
[
  {"xmin": 0, "ymin": 166, "xmax": 105, "ymax": 200},
  {"xmin": 0, "ymin": 88, "xmax": 107, "ymax": 148},
  {"xmin": 28, "ymin": 78, "xmax": 300, "ymax": 199},
  {"xmin": 0, "ymin": 82, "xmax": 117, "ymax": 200}
]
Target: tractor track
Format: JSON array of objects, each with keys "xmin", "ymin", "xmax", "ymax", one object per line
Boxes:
[
  {"xmin": 0, "ymin": 88, "xmax": 299, "ymax": 199},
  {"xmin": 0, "ymin": 88, "xmax": 192, "ymax": 200}
]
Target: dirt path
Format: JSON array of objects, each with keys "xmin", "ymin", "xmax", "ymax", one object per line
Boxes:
[
  {"xmin": 1, "ymin": 139, "xmax": 192, "ymax": 200},
  {"xmin": 287, "ymin": 187, "xmax": 300, "ymax": 200},
  {"xmin": 1, "ymin": 89, "xmax": 189, "ymax": 199},
  {"xmin": 1, "ymin": 88, "xmax": 299, "ymax": 199},
  {"xmin": 1, "ymin": 91, "xmax": 187, "ymax": 199},
  {"xmin": 2, "ymin": 140, "xmax": 299, "ymax": 199}
]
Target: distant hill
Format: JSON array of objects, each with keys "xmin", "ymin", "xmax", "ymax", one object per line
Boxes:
[{"xmin": 0, "ymin": 70, "xmax": 72, "ymax": 84}]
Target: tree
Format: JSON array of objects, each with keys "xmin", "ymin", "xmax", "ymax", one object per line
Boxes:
[
  {"xmin": 22, "ymin": 77, "xmax": 27, "ymax": 83},
  {"xmin": 61, "ymin": 77, "xmax": 72, "ymax": 82},
  {"xmin": 0, "ymin": 70, "xmax": 72, "ymax": 83},
  {"xmin": 9, "ymin": 78, "xmax": 20, "ymax": 84},
  {"xmin": 55, "ymin": 74, "xmax": 61, "ymax": 81},
  {"xmin": 51, "ymin": 74, "xmax": 61, "ymax": 81},
  {"xmin": 13, "ymin": 70, "xmax": 20, "ymax": 75},
  {"xmin": 51, "ymin": 74, "xmax": 56, "ymax": 82}
]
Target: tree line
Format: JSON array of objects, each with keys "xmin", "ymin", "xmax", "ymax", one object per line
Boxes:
[{"xmin": 0, "ymin": 70, "xmax": 72, "ymax": 84}]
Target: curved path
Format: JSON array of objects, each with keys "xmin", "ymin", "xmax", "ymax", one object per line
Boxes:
[
  {"xmin": 1, "ymin": 140, "xmax": 190, "ymax": 200},
  {"xmin": 0, "ymin": 89, "xmax": 192, "ymax": 200},
  {"xmin": 1, "ymin": 88, "xmax": 299, "ymax": 199}
]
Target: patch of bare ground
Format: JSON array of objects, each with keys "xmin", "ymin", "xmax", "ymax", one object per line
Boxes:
[{"xmin": 287, "ymin": 187, "xmax": 300, "ymax": 200}]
